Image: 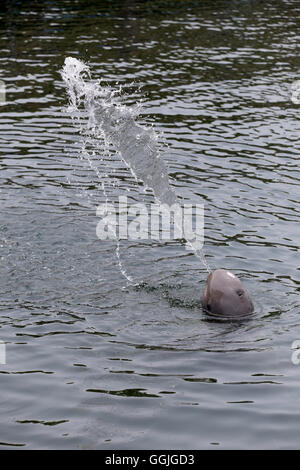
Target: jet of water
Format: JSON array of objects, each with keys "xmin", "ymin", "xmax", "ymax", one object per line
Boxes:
[{"xmin": 61, "ymin": 57, "xmax": 210, "ymax": 274}]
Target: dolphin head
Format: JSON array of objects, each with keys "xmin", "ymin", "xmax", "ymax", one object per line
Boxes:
[{"xmin": 201, "ymin": 269, "xmax": 254, "ymax": 316}]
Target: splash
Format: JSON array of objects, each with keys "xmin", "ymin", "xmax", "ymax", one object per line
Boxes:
[{"xmin": 61, "ymin": 57, "xmax": 210, "ymax": 277}]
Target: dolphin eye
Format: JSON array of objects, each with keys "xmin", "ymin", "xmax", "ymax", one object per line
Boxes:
[{"xmin": 236, "ymin": 290, "xmax": 243, "ymax": 297}]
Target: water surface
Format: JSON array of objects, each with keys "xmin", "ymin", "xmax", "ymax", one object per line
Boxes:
[{"xmin": 0, "ymin": 0, "xmax": 299, "ymax": 449}]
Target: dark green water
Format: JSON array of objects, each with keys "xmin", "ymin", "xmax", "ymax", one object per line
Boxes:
[{"xmin": 0, "ymin": 0, "xmax": 299, "ymax": 449}]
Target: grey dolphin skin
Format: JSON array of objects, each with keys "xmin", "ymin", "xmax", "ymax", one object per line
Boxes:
[{"xmin": 201, "ymin": 269, "xmax": 254, "ymax": 315}]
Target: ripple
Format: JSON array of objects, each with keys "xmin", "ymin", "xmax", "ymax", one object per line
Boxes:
[
  {"xmin": 86, "ymin": 388, "xmax": 160, "ymax": 398},
  {"xmin": 0, "ymin": 0, "xmax": 299, "ymax": 450}
]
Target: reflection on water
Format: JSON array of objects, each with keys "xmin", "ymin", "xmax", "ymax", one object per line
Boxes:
[{"xmin": 0, "ymin": 0, "xmax": 299, "ymax": 450}]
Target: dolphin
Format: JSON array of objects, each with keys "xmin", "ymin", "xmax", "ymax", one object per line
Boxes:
[{"xmin": 201, "ymin": 269, "xmax": 254, "ymax": 316}]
